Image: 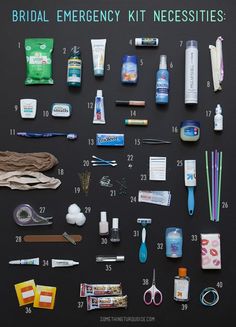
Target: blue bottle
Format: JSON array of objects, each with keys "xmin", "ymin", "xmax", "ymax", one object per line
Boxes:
[{"xmin": 155, "ymin": 55, "xmax": 169, "ymax": 104}]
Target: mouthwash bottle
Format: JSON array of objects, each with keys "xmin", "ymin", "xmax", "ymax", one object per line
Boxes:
[
  {"xmin": 67, "ymin": 46, "xmax": 82, "ymax": 87},
  {"xmin": 174, "ymin": 267, "xmax": 190, "ymax": 302},
  {"xmin": 155, "ymin": 55, "xmax": 169, "ymax": 104}
]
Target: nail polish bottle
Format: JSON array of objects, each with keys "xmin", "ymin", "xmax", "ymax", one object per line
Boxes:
[
  {"xmin": 110, "ymin": 218, "xmax": 120, "ymax": 242},
  {"xmin": 99, "ymin": 211, "xmax": 109, "ymax": 236}
]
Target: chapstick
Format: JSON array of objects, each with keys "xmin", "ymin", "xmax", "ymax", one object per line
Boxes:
[
  {"xmin": 125, "ymin": 119, "xmax": 148, "ymax": 126},
  {"xmin": 115, "ymin": 100, "xmax": 145, "ymax": 107}
]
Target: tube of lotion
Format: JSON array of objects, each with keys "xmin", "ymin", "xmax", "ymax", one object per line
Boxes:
[
  {"xmin": 51, "ymin": 259, "xmax": 79, "ymax": 268},
  {"xmin": 91, "ymin": 39, "xmax": 106, "ymax": 76},
  {"xmin": 9, "ymin": 257, "xmax": 39, "ymax": 265},
  {"xmin": 93, "ymin": 90, "xmax": 105, "ymax": 124}
]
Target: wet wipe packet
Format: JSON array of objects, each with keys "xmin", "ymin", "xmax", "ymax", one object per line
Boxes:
[{"xmin": 25, "ymin": 38, "xmax": 54, "ymax": 85}]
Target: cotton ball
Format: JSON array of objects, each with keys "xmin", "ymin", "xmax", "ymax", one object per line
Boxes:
[
  {"xmin": 66, "ymin": 213, "xmax": 77, "ymax": 224},
  {"xmin": 75, "ymin": 213, "xmax": 86, "ymax": 226},
  {"xmin": 68, "ymin": 203, "xmax": 81, "ymax": 214}
]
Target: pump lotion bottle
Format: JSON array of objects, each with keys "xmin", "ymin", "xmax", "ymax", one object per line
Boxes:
[
  {"xmin": 155, "ymin": 55, "xmax": 169, "ymax": 104},
  {"xmin": 185, "ymin": 40, "xmax": 198, "ymax": 104}
]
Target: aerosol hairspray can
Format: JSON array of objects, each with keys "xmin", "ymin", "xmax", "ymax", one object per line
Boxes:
[{"xmin": 185, "ymin": 40, "xmax": 198, "ymax": 104}]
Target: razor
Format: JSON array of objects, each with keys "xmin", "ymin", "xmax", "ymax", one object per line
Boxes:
[{"xmin": 137, "ymin": 218, "xmax": 152, "ymax": 263}]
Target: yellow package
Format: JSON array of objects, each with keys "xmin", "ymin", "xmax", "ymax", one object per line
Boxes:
[
  {"xmin": 34, "ymin": 285, "xmax": 56, "ymax": 310},
  {"xmin": 14, "ymin": 279, "xmax": 36, "ymax": 306}
]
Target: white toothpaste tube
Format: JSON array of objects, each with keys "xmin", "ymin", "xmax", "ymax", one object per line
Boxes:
[
  {"xmin": 91, "ymin": 39, "xmax": 106, "ymax": 76},
  {"xmin": 9, "ymin": 257, "xmax": 39, "ymax": 265},
  {"xmin": 51, "ymin": 259, "xmax": 79, "ymax": 268},
  {"xmin": 93, "ymin": 90, "xmax": 105, "ymax": 124}
]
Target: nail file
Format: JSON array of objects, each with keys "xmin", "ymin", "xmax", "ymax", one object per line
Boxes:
[
  {"xmin": 23, "ymin": 234, "xmax": 82, "ymax": 243},
  {"xmin": 184, "ymin": 160, "xmax": 196, "ymax": 215}
]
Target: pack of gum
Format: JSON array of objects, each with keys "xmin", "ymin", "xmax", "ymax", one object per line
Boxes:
[{"xmin": 96, "ymin": 133, "xmax": 125, "ymax": 146}]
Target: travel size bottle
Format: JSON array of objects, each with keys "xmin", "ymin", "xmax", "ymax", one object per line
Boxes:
[
  {"xmin": 155, "ymin": 55, "xmax": 169, "ymax": 104},
  {"xmin": 174, "ymin": 267, "xmax": 190, "ymax": 302},
  {"xmin": 110, "ymin": 218, "xmax": 120, "ymax": 242},
  {"xmin": 214, "ymin": 104, "xmax": 223, "ymax": 131},
  {"xmin": 185, "ymin": 40, "xmax": 198, "ymax": 104},
  {"xmin": 67, "ymin": 46, "xmax": 82, "ymax": 87}
]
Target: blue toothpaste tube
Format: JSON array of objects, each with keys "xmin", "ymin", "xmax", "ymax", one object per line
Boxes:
[{"xmin": 96, "ymin": 134, "xmax": 125, "ymax": 146}]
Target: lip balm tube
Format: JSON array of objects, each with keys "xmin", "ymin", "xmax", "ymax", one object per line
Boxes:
[
  {"xmin": 125, "ymin": 119, "xmax": 148, "ymax": 126},
  {"xmin": 135, "ymin": 38, "xmax": 159, "ymax": 47},
  {"xmin": 91, "ymin": 39, "xmax": 106, "ymax": 76}
]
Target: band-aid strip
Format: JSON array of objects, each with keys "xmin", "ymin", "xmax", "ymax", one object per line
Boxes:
[{"xmin": 23, "ymin": 234, "xmax": 82, "ymax": 243}]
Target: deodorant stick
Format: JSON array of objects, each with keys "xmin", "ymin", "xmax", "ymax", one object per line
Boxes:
[{"xmin": 185, "ymin": 40, "xmax": 198, "ymax": 104}]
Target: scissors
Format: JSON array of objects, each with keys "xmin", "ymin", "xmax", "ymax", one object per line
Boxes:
[{"xmin": 143, "ymin": 269, "xmax": 163, "ymax": 306}]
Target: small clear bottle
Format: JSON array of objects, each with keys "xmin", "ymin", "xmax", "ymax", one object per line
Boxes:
[
  {"xmin": 110, "ymin": 218, "xmax": 120, "ymax": 242},
  {"xmin": 99, "ymin": 211, "xmax": 109, "ymax": 236},
  {"xmin": 174, "ymin": 267, "xmax": 190, "ymax": 302},
  {"xmin": 214, "ymin": 104, "xmax": 223, "ymax": 131}
]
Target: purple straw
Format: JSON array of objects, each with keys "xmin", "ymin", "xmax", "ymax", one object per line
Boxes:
[{"xmin": 214, "ymin": 151, "xmax": 219, "ymax": 222}]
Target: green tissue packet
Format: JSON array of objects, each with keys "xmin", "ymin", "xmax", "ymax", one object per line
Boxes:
[{"xmin": 25, "ymin": 38, "xmax": 54, "ymax": 85}]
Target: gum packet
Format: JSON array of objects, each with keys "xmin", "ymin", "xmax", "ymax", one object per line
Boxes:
[
  {"xmin": 25, "ymin": 38, "xmax": 54, "ymax": 85},
  {"xmin": 80, "ymin": 283, "xmax": 122, "ymax": 297},
  {"xmin": 87, "ymin": 295, "xmax": 127, "ymax": 311}
]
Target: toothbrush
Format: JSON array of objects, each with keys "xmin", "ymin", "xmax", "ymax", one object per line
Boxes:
[
  {"xmin": 17, "ymin": 132, "xmax": 77, "ymax": 140},
  {"xmin": 137, "ymin": 218, "xmax": 152, "ymax": 264}
]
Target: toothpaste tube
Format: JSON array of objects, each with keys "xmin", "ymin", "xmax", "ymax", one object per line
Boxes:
[
  {"xmin": 87, "ymin": 295, "xmax": 127, "ymax": 311},
  {"xmin": 96, "ymin": 133, "xmax": 125, "ymax": 146},
  {"xmin": 80, "ymin": 283, "xmax": 122, "ymax": 297}
]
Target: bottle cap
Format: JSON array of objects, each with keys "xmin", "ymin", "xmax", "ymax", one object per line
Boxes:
[
  {"xmin": 122, "ymin": 55, "xmax": 137, "ymax": 64},
  {"xmin": 159, "ymin": 55, "xmax": 167, "ymax": 69},
  {"xmin": 112, "ymin": 218, "xmax": 119, "ymax": 229},
  {"xmin": 116, "ymin": 256, "xmax": 125, "ymax": 262},
  {"xmin": 215, "ymin": 104, "xmax": 222, "ymax": 114},
  {"xmin": 97, "ymin": 90, "xmax": 103, "ymax": 97},
  {"xmin": 186, "ymin": 40, "xmax": 198, "ymax": 48},
  {"xmin": 178, "ymin": 267, "xmax": 187, "ymax": 277},
  {"xmin": 71, "ymin": 46, "xmax": 80, "ymax": 55},
  {"xmin": 100, "ymin": 211, "xmax": 107, "ymax": 222}
]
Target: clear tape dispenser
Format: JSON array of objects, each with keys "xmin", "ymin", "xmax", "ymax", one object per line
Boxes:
[{"xmin": 13, "ymin": 204, "xmax": 53, "ymax": 226}]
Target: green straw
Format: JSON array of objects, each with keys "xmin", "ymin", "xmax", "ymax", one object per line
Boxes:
[
  {"xmin": 205, "ymin": 151, "xmax": 213, "ymax": 221},
  {"xmin": 217, "ymin": 152, "xmax": 223, "ymax": 222}
]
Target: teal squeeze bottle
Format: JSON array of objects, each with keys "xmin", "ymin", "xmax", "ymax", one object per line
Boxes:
[
  {"xmin": 67, "ymin": 46, "xmax": 82, "ymax": 87},
  {"xmin": 155, "ymin": 55, "xmax": 169, "ymax": 104}
]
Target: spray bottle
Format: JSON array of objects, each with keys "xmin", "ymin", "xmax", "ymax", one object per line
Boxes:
[
  {"xmin": 155, "ymin": 55, "xmax": 169, "ymax": 104},
  {"xmin": 67, "ymin": 46, "xmax": 82, "ymax": 87}
]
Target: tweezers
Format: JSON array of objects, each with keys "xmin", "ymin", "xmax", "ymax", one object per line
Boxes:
[{"xmin": 142, "ymin": 139, "xmax": 171, "ymax": 144}]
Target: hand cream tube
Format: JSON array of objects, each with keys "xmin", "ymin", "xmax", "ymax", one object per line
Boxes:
[
  {"xmin": 9, "ymin": 257, "xmax": 39, "ymax": 265},
  {"xmin": 51, "ymin": 259, "xmax": 79, "ymax": 268},
  {"xmin": 93, "ymin": 90, "xmax": 105, "ymax": 124},
  {"xmin": 91, "ymin": 39, "xmax": 106, "ymax": 76}
]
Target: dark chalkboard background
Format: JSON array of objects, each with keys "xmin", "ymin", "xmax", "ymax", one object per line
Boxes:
[{"xmin": 0, "ymin": 1, "xmax": 235, "ymax": 326}]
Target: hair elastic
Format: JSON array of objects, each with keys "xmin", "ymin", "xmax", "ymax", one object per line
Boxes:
[{"xmin": 200, "ymin": 287, "xmax": 219, "ymax": 306}]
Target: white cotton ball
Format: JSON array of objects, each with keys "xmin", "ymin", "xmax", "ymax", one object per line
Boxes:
[
  {"xmin": 66, "ymin": 213, "xmax": 77, "ymax": 224},
  {"xmin": 75, "ymin": 213, "xmax": 86, "ymax": 226},
  {"xmin": 68, "ymin": 203, "xmax": 81, "ymax": 214}
]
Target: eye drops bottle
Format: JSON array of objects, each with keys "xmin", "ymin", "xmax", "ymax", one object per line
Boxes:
[
  {"xmin": 67, "ymin": 46, "xmax": 82, "ymax": 87},
  {"xmin": 99, "ymin": 211, "xmax": 109, "ymax": 236},
  {"xmin": 110, "ymin": 218, "xmax": 120, "ymax": 242},
  {"xmin": 185, "ymin": 40, "xmax": 198, "ymax": 104},
  {"xmin": 174, "ymin": 267, "xmax": 190, "ymax": 302},
  {"xmin": 214, "ymin": 104, "xmax": 223, "ymax": 131},
  {"xmin": 155, "ymin": 55, "xmax": 169, "ymax": 104}
]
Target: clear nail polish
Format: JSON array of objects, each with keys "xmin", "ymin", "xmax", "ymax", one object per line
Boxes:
[{"xmin": 110, "ymin": 218, "xmax": 120, "ymax": 242}]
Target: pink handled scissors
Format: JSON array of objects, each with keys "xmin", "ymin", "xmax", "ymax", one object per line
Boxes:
[{"xmin": 143, "ymin": 269, "xmax": 163, "ymax": 306}]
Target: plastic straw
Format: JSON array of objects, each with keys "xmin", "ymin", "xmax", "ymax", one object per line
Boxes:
[
  {"xmin": 217, "ymin": 152, "xmax": 223, "ymax": 222},
  {"xmin": 214, "ymin": 151, "xmax": 219, "ymax": 222},
  {"xmin": 205, "ymin": 151, "xmax": 213, "ymax": 221},
  {"xmin": 211, "ymin": 151, "xmax": 215, "ymax": 221}
]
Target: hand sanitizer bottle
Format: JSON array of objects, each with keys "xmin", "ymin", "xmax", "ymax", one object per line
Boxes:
[{"xmin": 174, "ymin": 267, "xmax": 190, "ymax": 302}]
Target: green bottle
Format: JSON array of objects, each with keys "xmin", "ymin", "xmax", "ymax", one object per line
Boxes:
[{"xmin": 67, "ymin": 46, "xmax": 82, "ymax": 87}]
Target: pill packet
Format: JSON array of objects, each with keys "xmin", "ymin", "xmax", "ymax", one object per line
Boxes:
[
  {"xmin": 87, "ymin": 295, "xmax": 127, "ymax": 311},
  {"xmin": 25, "ymin": 38, "xmax": 54, "ymax": 85},
  {"xmin": 80, "ymin": 283, "xmax": 122, "ymax": 297}
]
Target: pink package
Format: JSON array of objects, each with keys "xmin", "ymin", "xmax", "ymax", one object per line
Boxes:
[{"xmin": 201, "ymin": 233, "xmax": 221, "ymax": 269}]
